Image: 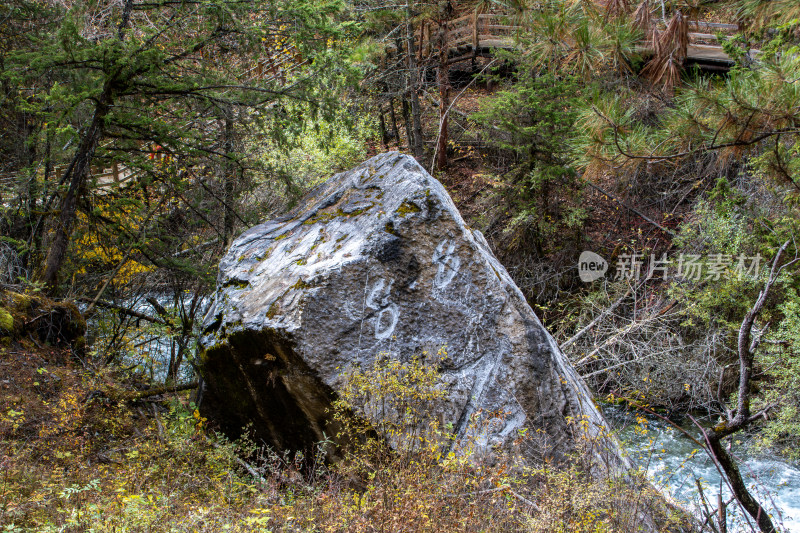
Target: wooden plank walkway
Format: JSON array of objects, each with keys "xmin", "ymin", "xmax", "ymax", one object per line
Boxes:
[{"xmin": 416, "ymin": 13, "xmax": 747, "ymax": 67}]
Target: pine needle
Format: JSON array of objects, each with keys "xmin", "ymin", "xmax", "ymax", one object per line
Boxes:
[
  {"xmin": 641, "ymin": 11, "xmax": 688, "ymax": 92},
  {"xmin": 604, "ymin": 0, "xmax": 631, "ymax": 18},
  {"xmin": 632, "ymin": 0, "xmax": 652, "ymax": 31}
]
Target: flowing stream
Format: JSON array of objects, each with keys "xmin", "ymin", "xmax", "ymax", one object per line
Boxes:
[
  {"xmin": 604, "ymin": 406, "xmax": 800, "ymax": 532},
  {"xmin": 82, "ymin": 292, "xmax": 206, "ymax": 382}
]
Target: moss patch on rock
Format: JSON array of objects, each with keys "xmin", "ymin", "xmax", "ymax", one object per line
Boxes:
[
  {"xmin": 0, "ymin": 307, "xmax": 14, "ymax": 332},
  {"xmin": 0, "ymin": 290, "xmax": 86, "ymax": 351},
  {"xmin": 395, "ymin": 200, "xmax": 421, "ymax": 217}
]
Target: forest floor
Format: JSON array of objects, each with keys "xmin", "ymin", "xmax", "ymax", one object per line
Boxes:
[{"xmin": 0, "ymin": 338, "xmax": 682, "ymax": 532}]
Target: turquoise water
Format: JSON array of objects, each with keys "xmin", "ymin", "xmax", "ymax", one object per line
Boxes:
[{"xmin": 604, "ymin": 406, "xmax": 800, "ymax": 532}]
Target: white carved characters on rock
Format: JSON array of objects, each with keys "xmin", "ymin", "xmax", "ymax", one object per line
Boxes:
[
  {"xmin": 366, "ymin": 278, "xmax": 399, "ymax": 340},
  {"xmin": 434, "ymin": 239, "xmax": 461, "ymax": 289}
]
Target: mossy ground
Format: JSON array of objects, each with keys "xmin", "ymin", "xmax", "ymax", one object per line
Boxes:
[{"xmin": 0, "ymin": 290, "xmax": 86, "ymax": 350}]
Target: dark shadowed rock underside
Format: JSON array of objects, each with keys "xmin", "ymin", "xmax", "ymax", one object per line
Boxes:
[{"xmin": 198, "ymin": 152, "xmax": 625, "ymax": 467}]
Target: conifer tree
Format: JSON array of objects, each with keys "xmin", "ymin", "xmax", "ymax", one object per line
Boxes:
[{"xmin": 1, "ymin": 0, "xmax": 353, "ymax": 292}]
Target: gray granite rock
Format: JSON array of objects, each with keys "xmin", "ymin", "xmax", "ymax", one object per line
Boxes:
[{"xmin": 198, "ymin": 152, "xmax": 625, "ymax": 467}]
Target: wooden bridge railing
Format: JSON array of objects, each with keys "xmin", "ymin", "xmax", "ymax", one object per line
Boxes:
[{"xmin": 415, "ymin": 13, "xmax": 516, "ymax": 60}]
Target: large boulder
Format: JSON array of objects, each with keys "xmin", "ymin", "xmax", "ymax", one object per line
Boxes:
[{"xmin": 198, "ymin": 152, "xmax": 624, "ymax": 466}]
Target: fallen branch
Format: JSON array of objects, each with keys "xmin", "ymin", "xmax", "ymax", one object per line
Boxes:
[
  {"xmin": 443, "ymin": 484, "xmax": 541, "ymax": 512},
  {"xmin": 443, "ymin": 485, "xmax": 511, "ymax": 498},
  {"xmin": 508, "ymin": 488, "xmax": 542, "ymax": 512},
  {"xmin": 575, "ymin": 317, "xmax": 648, "ymax": 367},
  {"xmin": 76, "ymin": 297, "xmax": 167, "ymax": 325},
  {"xmin": 146, "ymin": 296, "xmax": 172, "ymax": 324},
  {"xmin": 173, "ymin": 238, "xmax": 219, "ymax": 257},
  {"xmin": 124, "ymin": 381, "xmax": 198, "ymax": 401},
  {"xmin": 561, "ymin": 288, "xmax": 632, "ymax": 350},
  {"xmin": 449, "ymin": 153, "xmax": 474, "ymax": 164},
  {"xmin": 24, "ymin": 312, "xmax": 50, "ymax": 326},
  {"xmin": 208, "ymin": 439, "xmax": 270, "ymax": 488}
]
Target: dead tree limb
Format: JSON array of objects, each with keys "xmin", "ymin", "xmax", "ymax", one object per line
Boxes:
[
  {"xmin": 124, "ymin": 381, "xmax": 199, "ymax": 401},
  {"xmin": 698, "ymin": 240, "xmax": 797, "ymax": 533},
  {"xmin": 561, "ymin": 287, "xmax": 632, "ymax": 350},
  {"xmin": 76, "ymin": 297, "xmax": 167, "ymax": 325}
]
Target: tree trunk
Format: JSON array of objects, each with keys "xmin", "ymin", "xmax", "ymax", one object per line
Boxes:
[
  {"xmin": 409, "ymin": 86, "xmax": 424, "ymax": 160},
  {"xmin": 405, "ymin": 17, "xmax": 424, "ymax": 161},
  {"xmin": 222, "ymin": 108, "xmax": 236, "ymax": 247},
  {"xmin": 401, "ymin": 96, "xmax": 414, "ymax": 152},
  {"xmin": 697, "ymin": 244, "xmax": 792, "ymax": 533},
  {"xmin": 707, "ymin": 436, "xmax": 775, "ymax": 533},
  {"xmin": 23, "ymin": 113, "xmax": 38, "ymax": 228},
  {"xmin": 389, "ymin": 98, "xmax": 400, "ymax": 143},
  {"xmin": 40, "ymin": 1, "xmax": 133, "ymax": 292},
  {"xmin": 378, "ymin": 108, "xmax": 389, "ymax": 148},
  {"xmin": 719, "ymin": 492, "xmax": 728, "ymax": 533},
  {"xmin": 167, "ymin": 291, "xmax": 199, "ymax": 382},
  {"xmin": 436, "ymin": 22, "xmax": 450, "ymax": 171},
  {"xmin": 20, "ymin": 109, "xmax": 40, "ymax": 273},
  {"xmin": 41, "ymin": 88, "xmax": 112, "ymax": 291}
]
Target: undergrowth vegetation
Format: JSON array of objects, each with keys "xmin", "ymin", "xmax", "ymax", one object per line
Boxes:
[{"xmin": 0, "ymin": 345, "xmax": 680, "ymax": 532}]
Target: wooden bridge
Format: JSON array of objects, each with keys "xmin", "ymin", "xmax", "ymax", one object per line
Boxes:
[
  {"xmin": 55, "ymin": 158, "xmax": 150, "ymax": 195},
  {"xmin": 415, "ymin": 13, "xmax": 745, "ymax": 69}
]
